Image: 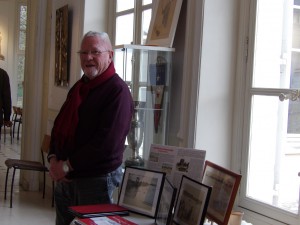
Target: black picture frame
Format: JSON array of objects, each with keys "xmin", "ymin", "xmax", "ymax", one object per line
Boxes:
[
  {"xmin": 173, "ymin": 175, "xmax": 211, "ymax": 225},
  {"xmin": 155, "ymin": 177, "xmax": 177, "ymax": 225},
  {"xmin": 118, "ymin": 166, "xmax": 165, "ymax": 218}
]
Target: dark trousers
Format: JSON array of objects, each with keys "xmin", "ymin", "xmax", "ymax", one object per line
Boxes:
[{"xmin": 55, "ymin": 166, "xmax": 123, "ymax": 225}]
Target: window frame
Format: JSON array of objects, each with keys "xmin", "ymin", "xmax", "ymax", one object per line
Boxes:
[{"xmin": 109, "ymin": 0, "xmax": 153, "ymax": 46}]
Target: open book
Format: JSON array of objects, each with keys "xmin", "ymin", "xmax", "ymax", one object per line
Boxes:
[{"xmin": 72, "ymin": 215, "xmax": 137, "ymax": 225}]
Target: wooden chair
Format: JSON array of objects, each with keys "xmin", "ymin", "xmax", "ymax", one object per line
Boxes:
[{"xmin": 4, "ymin": 134, "xmax": 54, "ymax": 208}]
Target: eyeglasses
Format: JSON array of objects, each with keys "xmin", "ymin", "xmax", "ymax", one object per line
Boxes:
[{"xmin": 77, "ymin": 50, "xmax": 110, "ymax": 56}]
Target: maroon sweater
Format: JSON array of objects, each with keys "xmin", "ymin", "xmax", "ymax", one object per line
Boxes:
[{"xmin": 49, "ymin": 74, "xmax": 133, "ymax": 178}]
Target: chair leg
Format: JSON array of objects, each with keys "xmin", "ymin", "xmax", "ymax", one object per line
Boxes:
[
  {"xmin": 10, "ymin": 168, "xmax": 16, "ymax": 208},
  {"xmin": 10, "ymin": 126, "xmax": 12, "ymax": 144},
  {"xmin": 12, "ymin": 120, "xmax": 16, "ymax": 138},
  {"xmin": 4, "ymin": 167, "xmax": 10, "ymax": 200},
  {"xmin": 4, "ymin": 125, "xmax": 6, "ymax": 143},
  {"xmin": 17, "ymin": 122, "xmax": 21, "ymax": 140},
  {"xmin": 42, "ymin": 171, "xmax": 46, "ymax": 199},
  {"xmin": 52, "ymin": 181, "xmax": 55, "ymax": 207}
]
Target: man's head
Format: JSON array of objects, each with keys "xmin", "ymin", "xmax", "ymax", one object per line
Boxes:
[{"xmin": 78, "ymin": 31, "xmax": 113, "ymax": 79}]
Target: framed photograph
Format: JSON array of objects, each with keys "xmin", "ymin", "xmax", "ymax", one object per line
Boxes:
[
  {"xmin": 55, "ymin": 4, "xmax": 69, "ymax": 87},
  {"xmin": 173, "ymin": 175, "xmax": 211, "ymax": 225},
  {"xmin": 146, "ymin": 0, "xmax": 183, "ymax": 47},
  {"xmin": 118, "ymin": 166, "xmax": 165, "ymax": 218},
  {"xmin": 201, "ymin": 161, "xmax": 242, "ymax": 225},
  {"xmin": 155, "ymin": 178, "xmax": 177, "ymax": 225}
]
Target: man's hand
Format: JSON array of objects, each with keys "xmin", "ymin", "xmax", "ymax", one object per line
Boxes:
[{"xmin": 49, "ymin": 157, "xmax": 71, "ymax": 182}]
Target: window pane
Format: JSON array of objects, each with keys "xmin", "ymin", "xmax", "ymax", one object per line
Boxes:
[
  {"xmin": 19, "ymin": 30, "xmax": 26, "ymax": 51},
  {"xmin": 117, "ymin": 0, "xmax": 134, "ymax": 12},
  {"xmin": 20, "ymin": 5, "xmax": 27, "ymax": 30},
  {"xmin": 247, "ymin": 95, "xmax": 299, "ymax": 214},
  {"xmin": 141, "ymin": 9, "xmax": 152, "ymax": 45},
  {"xmin": 116, "ymin": 14, "xmax": 134, "ymax": 45},
  {"xmin": 143, "ymin": 0, "xmax": 152, "ymax": 5},
  {"xmin": 252, "ymin": 1, "xmax": 300, "ymax": 89},
  {"xmin": 17, "ymin": 55, "xmax": 25, "ymax": 106}
]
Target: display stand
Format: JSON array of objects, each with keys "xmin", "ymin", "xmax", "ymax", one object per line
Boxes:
[{"xmin": 114, "ymin": 44, "xmax": 175, "ymax": 165}]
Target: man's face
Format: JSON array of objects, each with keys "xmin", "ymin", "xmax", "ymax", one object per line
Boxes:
[{"xmin": 79, "ymin": 36, "xmax": 113, "ymax": 79}]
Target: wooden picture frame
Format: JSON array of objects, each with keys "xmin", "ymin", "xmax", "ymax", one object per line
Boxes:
[
  {"xmin": 55, "ymin": 4, "xmax": 69, "ymax": 87},
  {"xmin": 201, "ymin": 161, "xmax": 242, "ymax": 225},
  {"xmin": 146, "ymin": 0, "xmax": 183, "ymax": 47},
  {"xmin": 0, "ymin": 31, "xmax": 5, "ymax": 61},
  {"xmin": 118, "ymin": 166, "xmax": 165, "ymax": 218},
  {"xmin": 155, "ymin": 178, "xmax": 177, "ymax": 225},
  {"xmin": 173, "ymin": 175, "xmax": 211, "ymax": 225}
]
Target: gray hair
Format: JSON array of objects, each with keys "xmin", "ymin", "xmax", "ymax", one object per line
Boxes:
[{"xmin": 82, "ymin": 31, "xmax": 112, "ymax": 50}]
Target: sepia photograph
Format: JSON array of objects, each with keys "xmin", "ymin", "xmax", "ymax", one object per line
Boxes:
[
  {"xmin": 118, "ymin": 166, "xmax": 165, "ymax": 218},
  {"xmin": 146, "ymin": 0, "xmax": 183, "ymax": 47},
  {"xmin": 173, "ymin": 175, "xmax": 211, "ymax": 225},
  {"xmin": 156, "ymin": 178, "xmax": 177, "ymax": 225},
  {"xmin": 201, "ymin": 161, "xmax": 242, "ymax": 225}
]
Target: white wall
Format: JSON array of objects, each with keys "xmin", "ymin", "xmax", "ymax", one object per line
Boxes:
[
  {"xmin": 48, "ymin": 0, "xmax": 84, "ymax": 113},
  {"xmin": 47, "ymin": 0, "xmax": 109, "ymax": 117},
  {"xmin": 83, "ymin": 0, "xmax": 108, "ymax": 34},
  {"xmin": 195, "ymin": 0, "xmax": 239, "ymax": 167}
]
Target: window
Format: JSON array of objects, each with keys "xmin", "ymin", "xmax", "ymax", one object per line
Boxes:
[
  {"xmin": 112, "ymin": 0, "xmax": 153, "ymax": 46},
  {"xmin": 237, "ymin": 0, "xmax": 300, "ymax": 224},
  {"xmin": 15, "ymin": 1, "xmax": 27, "ymax": 107}
]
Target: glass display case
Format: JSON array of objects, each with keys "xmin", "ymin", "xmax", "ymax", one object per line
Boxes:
[{"xmin": 114, "ymin": 44, "xmax": 175, "ymax": 166}]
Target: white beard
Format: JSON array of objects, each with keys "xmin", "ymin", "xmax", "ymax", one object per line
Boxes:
[{"xmin": 84, "ymin": 68, "xmax": 98, "ymax": 79}]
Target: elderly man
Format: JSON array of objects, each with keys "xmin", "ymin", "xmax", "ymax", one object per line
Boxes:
[{"xmin": 48, "ymin": 31, "xmax": 133, "ymax": 225}]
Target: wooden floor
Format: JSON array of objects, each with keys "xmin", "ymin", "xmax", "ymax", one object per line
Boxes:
[{"xmin": 0, "ymin": 133, "xmax": 55, "ymax": 225}]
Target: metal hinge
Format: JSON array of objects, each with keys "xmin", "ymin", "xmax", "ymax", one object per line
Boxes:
[{"xmin": 245, "ymin": 36, "xmax": 249, "ymax": 63}]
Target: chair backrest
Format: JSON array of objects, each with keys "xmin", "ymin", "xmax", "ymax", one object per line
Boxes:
[
  {"xmin": 16, "ymin": 107, "xmax": 22, "ymax": 117},
  {"xmin": 12, "ymin": 106, "xmax": 22, "ymax": 121},
  {"xmin": 41, "ymin": 134, "xmax": 51, "ymax": 166},
  {"xmin": 12, "ymin": 106, "xmax": 18, "ymax": 114}
]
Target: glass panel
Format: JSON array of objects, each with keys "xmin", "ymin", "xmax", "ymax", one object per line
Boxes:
[
  {"xmin": 19, "ymin": 5, "xmax": 27, "ymax": 51},
  {"xmin": 143, "ymin": 0, "xmax": 152, "ymax": 5},
  {"xmin": 247, "ymin": 95, "xmax": 300, "ymax": 214},
  {"xmin": 114, "ymin": 49, "xmax": 133, "ymax": 83},
  {"xmin": 141, "ymin": 9, "xmax": 152, "ymax": 45},
  {"xmin": 17, "ymin": 55, "xmax": 25, "ymax": 106},
  {"xmin": 19, "ymin": 30, "xmax": 26, "ymax": 51},
  {"xmin": 116, "ymin": 14, "xmax": 134, "ymax": 45},
  {"xmin": 116, "ymin": 0, "xmax": 134, "ymax": 12},
  {"xmin": 252, "ymin": 0, "xmax": 300, "ymax": 89},
  {"xmin": 114, "ymin": 46, "xmax": 173, "ymax": 161},
  {"xmin": 20, "ymin": 5, "xmax": 27, "ymax": 30}
]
